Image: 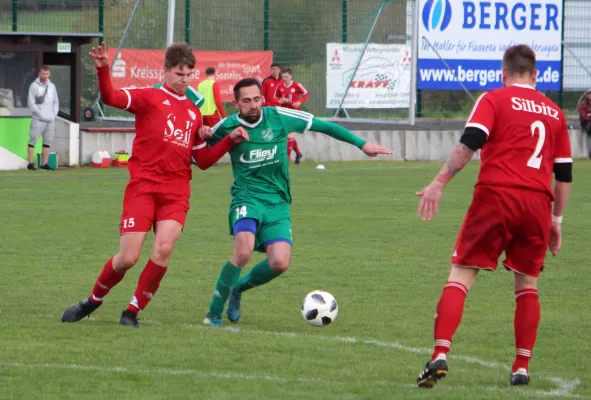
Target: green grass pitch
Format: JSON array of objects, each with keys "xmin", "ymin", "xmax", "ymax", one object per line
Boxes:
[{"xmin": 0, "ymin": 161, "xmax": 588, "ymax": 399}]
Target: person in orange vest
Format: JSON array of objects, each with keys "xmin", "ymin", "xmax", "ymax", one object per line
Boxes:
[{"xmin": 198, "ymin": 67, "xmax": 226, "ymax": 127}]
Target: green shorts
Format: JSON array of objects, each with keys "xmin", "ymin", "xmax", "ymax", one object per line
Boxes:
[{"xmin": 228, "ymin": 197, "xmax": 292, "ymax": 252}]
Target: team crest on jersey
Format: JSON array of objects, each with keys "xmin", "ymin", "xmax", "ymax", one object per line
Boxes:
[
  {"xmin": 187, "ymin": 109, "xmax": 197, "ymax": 121},
  {"xmin": 291, "ymin": 88, "xmax": 295, "ymax": 93},
  {"xmin": 262, "ymin": 128, "xmax": 274, "ymax": 141}
]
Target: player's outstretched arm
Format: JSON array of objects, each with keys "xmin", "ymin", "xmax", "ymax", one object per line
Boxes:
[
  {"xmin": 309, "ymin": 119, "xmax": 392, "ymax": 156},
  {"xmin": 192, "ymin": 127, "xmax": 248, "ymax": 170},
  {"xmin": 91, "ymin": 42, "xmax": 135, "ymax": 110}
]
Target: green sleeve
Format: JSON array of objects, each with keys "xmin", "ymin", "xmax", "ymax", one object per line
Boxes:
[
  {"xmin": 275, "ymin": 107, "xmax": 314, "ymax": 134},
  {"xmin": 310, "ymin": 118, "xmax": 366, "ymax": 149},
  {"xmin": 207, "ymin": 119, "xmax": 229, "ymax": 146}
]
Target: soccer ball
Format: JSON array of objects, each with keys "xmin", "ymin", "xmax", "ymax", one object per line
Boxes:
[{"xmin": 301, "ymin": 290, "xmax": 338, "ymax": 326}]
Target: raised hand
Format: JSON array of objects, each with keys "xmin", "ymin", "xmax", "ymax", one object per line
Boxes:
[
  {"xmin": 89, "ymin": 41, "xmax": 110, "ymax": 68},
  {"xmin": 361, "ymin": 142, "xmax": 392, "ymax": 157}
]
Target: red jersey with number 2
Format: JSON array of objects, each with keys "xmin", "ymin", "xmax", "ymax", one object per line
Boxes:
[{"xmin": 466, "ymin": 84, "xmax": 572, "ymax": 200}]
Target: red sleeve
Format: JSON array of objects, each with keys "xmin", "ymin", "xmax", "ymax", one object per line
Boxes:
[
  {"xmin": 191, "ymin": 135, "xmax": 235, "ymax": 170},
  {"xmin": 554, "ymin": 113, "xmax": 573, "ymax": 164},
  {"xmin": 97, "ymin": 66, "xmax": 148, "ymax": 113},
  {"xmin": 212, "ymin": 82, "xmax": 226, "ymax": 118},
  {"xmin": 261, "ymin": 80, "xmax": 269, "ymax": 104},
  {"xmin": 296, "ymin": 82, "xmax": 309, "ymax": 104},
  {"xmin": 465, "ymin": 92, "xmax": 495, "ymax": 137}
]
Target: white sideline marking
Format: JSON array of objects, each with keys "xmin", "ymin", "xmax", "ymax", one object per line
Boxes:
[
  {"xmin": 185, "ymin": 324, "xmax": 582, "ymax": 398},
  {"xmin": 0, "ymin": 362, "xmax": 572, "ymax": 398}
]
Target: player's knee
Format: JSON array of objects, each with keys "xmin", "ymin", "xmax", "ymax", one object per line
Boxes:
[
  {"xmin": 232, "ymin": 248, "xmax": 252, "ymax": 268},
  {"xmin": 153, "ymin": 240, "xmax": 174, "ymax": 260},
  {"xmin": 269, "ymin": 254, "xmax": 290, "ymax": 274},
  {"xmin": 120, "ymin": 253, "xmax": 140, "ymax": 270}
]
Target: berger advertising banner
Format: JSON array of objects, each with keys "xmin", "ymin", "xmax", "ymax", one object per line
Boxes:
[
  {"xmin": 326, "ymin": 43, "xmax": 411, "ymax": 109},
  {"xmin": 107, "ymin": 49, "xmax": 273, "ymax": 102},
  {"xmin": 418, "ymin": 0, "xmax": 563, "ymax": 91}
]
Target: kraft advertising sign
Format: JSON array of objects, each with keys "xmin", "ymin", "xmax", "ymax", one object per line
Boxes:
[{"xmin": 418, "ymin": 0, "xmax": 563, "ymax": 91}]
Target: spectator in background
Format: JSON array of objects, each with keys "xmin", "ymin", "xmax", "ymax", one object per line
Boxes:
[
  {"xmin": 198, "ymin": 67, "xmax": 226, "ymax": 127},
  {"xmin": 261, "ymin": 63, "xmax": 281, "ymax": 106},
  {"xmin": 578, "ymin": 90, "xmax": 591, "ymax": 159},
  {"xmin": 27, "ymin": 65, "xmax": 59, "ymax": 170}
]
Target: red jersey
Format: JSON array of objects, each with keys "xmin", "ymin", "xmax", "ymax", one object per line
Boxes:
[
  {"xmin": 97, "ymin": 66, "xmax": 234, "ymax": 196},
  {"xmin": 466, "ymin": 84, "xmax": 572, "ymax": 200},
  {"xmin": 261, "ymin": 76, "xmax": 281, "ymax": 106},
  {"xmin": 275, "ymin": 81, "xmax": 309, "ymax": 110}
]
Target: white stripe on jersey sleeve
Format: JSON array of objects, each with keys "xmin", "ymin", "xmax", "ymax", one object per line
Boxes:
[
  {"xmin": 276, "ymin": 107, "xmax": 314, "ymax": 132},
  {"xmin": 466, "ymin": 92, "xmax": 488, "ymax": 125},
  {"xmin": 465, "ymin": 122, "xmax": 490, "ymax": 136},
  {"xmin": 276, "ymin": 107, "xmax": 313, "ymax": 121},
  {"xmin": 121, "ymin": 89, "xmax": 132, "ymax": 110},
  {"xmin": 554, "ymin": 157, "xmax": 573, "ymax": 163},
  {"xmin": 210, "ymin": 118, "xmax": 228, "ymax": 140},
  {"xmin": 192, "ymin": 142, "xmax": 207, "ymax": 150},
  {"xmin": 297, "ymin": 82, "xmax": 308, "ymax": 94}
]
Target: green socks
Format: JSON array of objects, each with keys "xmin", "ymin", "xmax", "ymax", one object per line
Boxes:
[
  {"xmin": 235, "ymin": 259, "xmax": 278, "ymax": 293},
  {"xmin": 208, "ymin": 260, "xmax": 241, "ymax": 317}
]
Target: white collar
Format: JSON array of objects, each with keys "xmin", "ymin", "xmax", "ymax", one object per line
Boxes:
[
  {"xmin": 283, "ymin": 81, "xmax": 293, "ymax": 88},
  {"xmin": 159, "ymin": 85, "xmax": 187, "ymax": 100},
  {"xmin": 511, "ymin": 83, "xmax": 535, "ymax": 90},
  {"xmin": 237, "ymin": 112, "xmax": 263, "ymax": 128}
]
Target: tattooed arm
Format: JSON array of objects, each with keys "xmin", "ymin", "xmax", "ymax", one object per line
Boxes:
[
  {"xmin": 416, "ymin": 128, "xmax": 486, "ymax": 220},
  {"xmin": 434, "ymin": 143, "xmax": 475, "ymax": 185}
]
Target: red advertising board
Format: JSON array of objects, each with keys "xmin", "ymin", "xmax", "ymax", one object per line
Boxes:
[{"xmin": 107, "ymin": 49, "xmax": 273, "ymax": 102}]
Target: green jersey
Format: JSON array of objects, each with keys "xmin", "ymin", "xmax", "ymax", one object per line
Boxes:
[{"xmin": 208, "ymin": 106, "xmax": 314, "ymax": 204}]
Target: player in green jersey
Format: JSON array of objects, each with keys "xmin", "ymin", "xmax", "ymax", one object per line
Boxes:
[{"xmin": 203, "ymin": 78, "xmax": 391, "ymax": 326}]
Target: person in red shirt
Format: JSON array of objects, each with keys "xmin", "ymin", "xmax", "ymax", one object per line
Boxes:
[
  {"xmin": 287, "ymin": 133, "xmax": 302, "ymax": 164},
  {"xmin": 261, "ymin": 63, "xmax": 281, "ymax": 107},
  {"xmin": 275, "ymin": 67, "xmax": 309, "ymax": 110},
  {"xmin": 61, "ymin": 41, "xmax": 248, "ymax": 328},
  {"xmin": 415, "ymin": 45, "xmax": 572, "ymax": 388}
]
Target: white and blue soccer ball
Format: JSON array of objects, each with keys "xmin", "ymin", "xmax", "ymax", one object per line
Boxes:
[{"xmin": 301, "ymin": 290, "xmax": 338, "ymax": 327}]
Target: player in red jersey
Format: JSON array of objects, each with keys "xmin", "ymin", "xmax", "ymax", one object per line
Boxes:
[
  {"xmin": 275, "ymin": 68, "xmax": 309, "ymax": 110},
  {"xmin": 61, "ymin": 41, "xmax": 248, "ymax": 328},
  {"xmin": 261, "ymin": 63, "xmax": 282, "ymax": 107},
  {"xmin": 287, "ymin": 133, "xmax": 302, "ymax": 164},
  {"xmin": 415, "ymin": 45, "xmax": 572, "ymax": 388}
]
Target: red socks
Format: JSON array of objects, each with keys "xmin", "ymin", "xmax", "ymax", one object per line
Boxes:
[
  {"xmin": 90, "ymin": 257, "xmax": 126, "ymax": 304},
  {"xmin": 512, "ymin": 289, "xmax": 540, "ymax": 372},
  {"xmin": 432, "ymin": 281, "xmax": 468, "ymax": 359},
  {"xmin": 126, "ymin": 259, "xmax": 168, "ymax": 315}
]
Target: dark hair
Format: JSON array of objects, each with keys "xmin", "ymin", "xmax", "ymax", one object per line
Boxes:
[
  {"xmin": 271, "ymin": 63, "xmax": 281, "ymax": 69},
  {"xmin": 503, "ymin": 45, "xmax": 536, "ymax": 75},
  {"xmin": 281, "ymin": 67, "xmax": 292, "ymax": 75},
  {"xmin": 205, "ymin": 66, "xmax": 216, "ymax": 75},
  {"xmin": 40, "ymin": 65, "xmax": 50, "ymax": 72},
  {"xmin": 233, "ymin": 78, "xmax": 261, "ymax": 100},
  {"xmin": 164, "ymin": 42, "xmax": 196, "ymax": 69}
]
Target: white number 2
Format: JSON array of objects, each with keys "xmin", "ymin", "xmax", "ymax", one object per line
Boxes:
[
  {"xmin": 527, "ymin": 121, "xmax": 546, "ymax": 170},
  {"xmin": 235, "ymin": 206, "xmax": 247, "ymax": 219},
  {"xmin": 122, "ymin": 218, "xmax": 135, "ymax": 228}
]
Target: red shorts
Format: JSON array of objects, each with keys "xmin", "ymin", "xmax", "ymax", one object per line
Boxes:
[
  {"xmin": 120, "ymin": 183, "xmax": 189, "ymax": 235},
  {"xmin": 452, "ymin": 186, "xmax": 551, "ymax": 277},
  {"xmin": 203, "ymin": 114, "xmax": 221, "ymax": 127}
]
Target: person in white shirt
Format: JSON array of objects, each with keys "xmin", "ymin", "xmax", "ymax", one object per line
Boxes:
[{"xmin": 27, "ymin": 65, "xmax": 59, "ymax": 170}]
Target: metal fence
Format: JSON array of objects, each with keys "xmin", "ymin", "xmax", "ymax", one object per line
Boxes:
[{"xmin": 3, "ymin": 0, "xmax": 591, "ymax": 119}]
